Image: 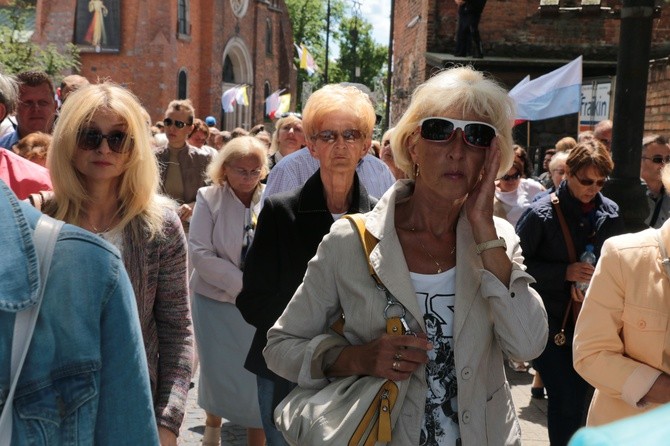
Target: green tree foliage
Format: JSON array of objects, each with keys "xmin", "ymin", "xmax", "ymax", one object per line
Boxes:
[
  {"xmin": 328, "ymin": 16, "xmax": 387, "ymax": 88},
  {"xmin": 284, "ymin": 0, "xmax": 346, "ymax": 107},
  {"xmin": 0, "ymin": 0, "xmax": 80, "ymax": 78},
  {"xmin": 284, "ymin": 0, "xmax": 389, "ymax": 126}
]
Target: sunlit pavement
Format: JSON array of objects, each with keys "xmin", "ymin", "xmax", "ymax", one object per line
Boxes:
[{"xmin": 178, "ymin": 363, "xmax": 549, "ymax": 445}]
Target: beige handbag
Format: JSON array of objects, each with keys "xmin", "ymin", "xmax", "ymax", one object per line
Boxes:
[{"xmin": 274, "ymin": 214, "xmax": 410, "ymax": 446}]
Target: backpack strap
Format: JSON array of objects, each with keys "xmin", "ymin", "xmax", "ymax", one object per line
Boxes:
[{"xmin": 0, "ymin": 214, "xmax": 64, "ymax": 444}]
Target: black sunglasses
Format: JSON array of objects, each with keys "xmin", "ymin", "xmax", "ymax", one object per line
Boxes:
[
  {"xmin": 642, "ymin": 155, "xmax": 670, "ymax": 165},
  {"xmin": 573, "ymin": 173, "xmax": 608, "ymax": 187},
  {"xmin": 77, "ymin": 129, "xmax": 130, "ymax": 153},
  {"xmin": 501, "ymin": 172, "xmax": 521, "ymax": 181},
  {"xmin": 163, "ymin": 118, "xmax": 191, "ymax": 129},
  {"xmin": 419, "ymin": 117, "xmax": 497, "ymax": 148}
]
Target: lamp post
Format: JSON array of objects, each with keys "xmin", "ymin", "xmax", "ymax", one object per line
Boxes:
[
  {"xmin": 604, "ymin": 0, "xmax": 656, "ymax": 232},
  {"xmin": 324, "ymin": 0, "xmax": 331, "ymax": 84},
  {"xmin": 384, "ymin": 0, "xmax": 395, "ymax": 129}
]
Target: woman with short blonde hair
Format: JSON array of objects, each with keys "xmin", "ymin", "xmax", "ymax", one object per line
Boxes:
[
  {"xmin": 209, "ymin": 135, "xmax": 269, "ymax": 185},
  {"xmin": 267, "ymin": 114, "xmax": 305, "ymax": 170},
  {"xmin": 391, "ymin": 66, "xmax": 515, "ymax": 180},
  {"xmin": 190, "ymin": 135, "xmax": 269, "ymax": 446}
]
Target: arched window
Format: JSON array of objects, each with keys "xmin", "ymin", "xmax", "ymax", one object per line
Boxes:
[
  {"xmin": 178, "ymin": 69, "xmax": 188, "ymax": 99},
  {"xmin": 178, "ymin": 0, "xmax": 190, "ymax": 36},
  {"xmin": 223, "ymin": 56, "xmax": 235, "ymax": 83},
  {"xmin": 264, "ymin": 82, "xmax": 271, "ymax": 119},
  {"xmin": 265, "ymin": 19, "xmax": 273, "ymax": 56}
]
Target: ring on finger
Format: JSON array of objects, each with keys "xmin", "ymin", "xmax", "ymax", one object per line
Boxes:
[
  {"xmin": 393, "ymin": 353, "xmax": 403, "ymax": 361},
  {"xmin": 392, "ymin": 361, "xmax": 400, "ymax": 371}
]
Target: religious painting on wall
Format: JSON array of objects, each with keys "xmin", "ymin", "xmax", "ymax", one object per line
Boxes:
[{"xmin": 74, "ymin": 0, "xmax": 121, "ymax": 53}]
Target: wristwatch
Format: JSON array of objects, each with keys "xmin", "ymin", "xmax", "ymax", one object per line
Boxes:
[{"xmin": 475, "ymin": 237, "xmax": 507, "ymax": 255}]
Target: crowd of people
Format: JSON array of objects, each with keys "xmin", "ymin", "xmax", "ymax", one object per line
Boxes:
[{"xmin": 1, "ymin": 65, "xmax": 669, "ymax": 446}]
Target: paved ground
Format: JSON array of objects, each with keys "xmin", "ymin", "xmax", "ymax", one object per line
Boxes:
[{"xmin": 178, "ymin": 363, "xmax": 549, "ymax": 445}]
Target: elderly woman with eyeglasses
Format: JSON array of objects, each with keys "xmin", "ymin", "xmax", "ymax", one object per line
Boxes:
[
  {"xmin": 155, "ymin": 99, "xmax": 212, "ymax": 229},
  {"xmin": 188, "ymin": 136, "xmax": 268, "ymax": 446},
  {"xmin": 42, "ymin": 83, "xmax": 193, "ymax": 446},
  {"xmin": 516, "ymin": 139, "xmax": 625, "ymax": 446},
  {"xmin": 236, "ymin": 85, "xmax": 377, "ymax": 446},
  {"xmin": 263, "ymin": 67, "xmax": 548, "ymax": 445}
]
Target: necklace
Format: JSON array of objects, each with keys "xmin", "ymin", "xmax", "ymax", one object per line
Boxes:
[
  {"xmin": 411, "ymin": 228, "xmax": 456, "ymax": 274},
  {"xmin": 86, "ymin": 214, "xmax": 114, "ymax": 234}
]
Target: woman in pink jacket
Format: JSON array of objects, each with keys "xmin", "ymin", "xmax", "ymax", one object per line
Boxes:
[
  {"xmin": 188, "ymin": 136, "xmax": 268, "ymax": 446},
  {"xmin": 573, "ymin": 163, "xmax": 670, "ymax": 426}
]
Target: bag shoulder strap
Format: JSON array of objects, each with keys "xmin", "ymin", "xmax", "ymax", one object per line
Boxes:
[
  {"xmin": 343, "ymin": 214, "xmax": 380, "ymax": 284},
  {"xmin": 0, "ymin": 214, "xmax": 64, "ymax": 443},
  {"xmin": 550, "ymin": 192, "xmax": 577, "ymax": 263}
]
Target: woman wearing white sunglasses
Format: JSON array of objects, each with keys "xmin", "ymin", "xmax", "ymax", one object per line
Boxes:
[{"xmin": 264, "ymin": 66, "xmax": 548, "ymax": 445}]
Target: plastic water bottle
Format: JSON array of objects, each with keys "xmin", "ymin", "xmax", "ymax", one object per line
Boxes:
[{"xmin": 575, "ymin": 244, "xmax": 597, "ymax": 291}]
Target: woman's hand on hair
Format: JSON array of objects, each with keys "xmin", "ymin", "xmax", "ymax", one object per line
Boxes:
[{"xmin": 465, "ymin": 136, "xmax": 501, "ymax": 231}]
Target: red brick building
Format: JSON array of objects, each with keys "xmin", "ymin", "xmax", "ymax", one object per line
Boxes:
[
  {"xmin": 391, "ymin": 0, "xmax": 670, "ymax": 142},
  {"xmin": 32, "ymin": 0, "xmax": 297, "ymax": 130}
]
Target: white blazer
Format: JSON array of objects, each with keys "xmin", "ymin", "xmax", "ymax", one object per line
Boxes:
[
  {"xmin": 265, "ymin": 180, "xmax": 548, "ymax": 445},
  {"xmin": 189, "ymin": 183, "xmax": 264, "ymax": 303}
]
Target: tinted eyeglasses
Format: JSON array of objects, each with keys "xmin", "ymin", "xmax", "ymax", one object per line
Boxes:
[
  {"xmin": 419, "ymin": 117, "xmax": 497, "ymax": 148},
  {"xmin": 163, "ymin": 118, "xmax": 191, "ymax": 129},
  {"xmin": 312, "ymin": 129, "xmax": 364, "ymax": 144},
  {"xmin": 229, "ymin": 167, "xmax": 263, "ymax": 179},
  {"xmin": 500, "ymin": 172, "xmax": 521, "ymax": 181},
  {"xmin": 277, "ymin": 112, "xmax": 302, "ymax": 119},
  {"xmin": 77, "ymin": 129, "xmax": 130, "ymax": 153},
  {"xmin": 642, "ymin": 155, "xmax": 670, "ymax": 165},
  {"xmin": 573, "ymin": 174, "xmax": 608, "ymax": 187}
]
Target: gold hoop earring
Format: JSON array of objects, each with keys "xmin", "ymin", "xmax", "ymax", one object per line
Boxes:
[{"xmin": 414, "ymin": 163, "xmax": 420, "ymax": 178}]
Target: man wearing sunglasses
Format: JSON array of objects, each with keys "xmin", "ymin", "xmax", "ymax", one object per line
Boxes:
[
  {"xmin": 155, "ymin": 99, "xmax": 212, "ymax": 229},
  {"xmin": 641, "ymin": 134, "xmax": 670, "ymax": 228}
]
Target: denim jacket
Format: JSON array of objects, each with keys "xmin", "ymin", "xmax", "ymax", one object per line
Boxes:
[{"xmin": 0, "ymin": 181, "xmax": 159, "ymax": 445}]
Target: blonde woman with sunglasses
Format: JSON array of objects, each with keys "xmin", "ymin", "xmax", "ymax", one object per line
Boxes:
[
  {"xmin": 42, "ymin": 83, "xmax": 193, "ymax": 446},
  {"xmin": 264, "ymin": 66, "xmax": 548, "ymax": 445},
  {"xmin": 516, "ymin": 139, "xmax": 625, "ymax": 445}
]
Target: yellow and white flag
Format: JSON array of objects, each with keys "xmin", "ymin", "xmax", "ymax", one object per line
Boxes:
[{"xmin": 294, "ymin": 43, "xmax": 317, "ymax": 76}]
